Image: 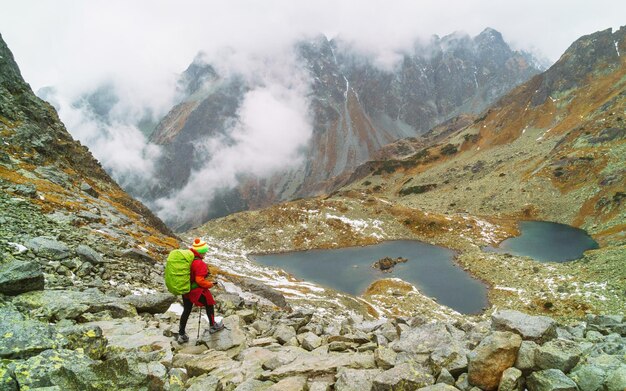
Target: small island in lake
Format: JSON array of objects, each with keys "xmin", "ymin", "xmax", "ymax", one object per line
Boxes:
[{"xmin": 372, "ymin": 256, "xmax": 408, "ymax": 272}]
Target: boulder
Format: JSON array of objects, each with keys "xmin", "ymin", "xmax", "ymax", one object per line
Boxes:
[
  {"xmin": 429, "ymin": 342, "xmax": 469, "ymax": 376},
  {"xmin": 12, "ymin": 289, "xmax": 137, "ymax": 321},
  {"xmin": 122, "ymin": 249, "xmax": 157, "ymax": 264},
  {"xmin": 85, "ymin": 318, "xmax": 171, "ymax": 361},
  {"xmin": 274, "ymin": 324, "xmax": 297, "ymax": 345},
  {"xmin": 237, "ymin": 277, "xmax": 290, "ymax": 309},
  {"xmin": 25, "ymin": 236, "xmax": 71, "ymax": 260},
  {"xmin": 374, "ymin": 346, "xmax": 397, "ymax": 370},
  {"xmin": 298, "ymin": 332, "xmax": 322, "ymax": 351},
  {"xmin": 185, "ymin": 373, "xmax": 220, "ymax": 391},
  {"xmin": 435, "ymin": 368, "xmax": 455, "ymax": 385},
  {"xmin": 535, "ymin": 338, "xmax": 582, "ymax": 373},
  {"xmin": 0, "ymin": 362, "xmax": 17, "ymax": 391},
  {"xmin": 8, "ymin": 349, "xmax": 94, "ymax": 389},
  {"xmin": 605, "ymin": 366, "xmax": 626, "ymax": 391},
  {"xmin": 491, "ymin": 310, "xmax": 556, "ymax": 343},
  {"xmin": 76, "ymin": 244, "xmax": 105, "ymax": 264},
  {"xmin": 335, "ymin": 368, "xmax": 383, "ymax": 391},
  {"xmin": 202, "ymin": 315, "xmax": 247, "ymax": 352},
  {"xmin": 261, "ymin": 346, "xmax": 305, "ymax": 371},
  {"xmin": 390, "ymin": 322, "xmax": 455, "ymax": 355},
  {"xmin": 498, "ymin": 367, "xmax": 523, "ymax": 391},
  {"xmin": 185, "ymin": 351, "xmax": 239, "ymax": 378},
  {"xmin": 124, "ymin": 292, "xmax": 176, "ymax": 314},
  {"xmin": 515, "ymin": 340, "xmax": 538, "ymax": 373},
  {"xmin": 467, "ymin": 331, "xmax": 522, "ymax": 391},
  {"xmin": 0, "ymin": 260, "xmax": 44, "ymax": 295},
  {"xmin": 58, "ymin": 323, "xmax": 107, "ymax": 360},
  {"xmin": 372, "ymin": 362, "xmax": 435, "ymax": 390},
  {"xmin": 568, "ymin": 364, "xmax": 607, "ymax": 391},
  {"xmin": 455, "ymin": 373, "xmax": 471, "ymax": 391},
  {"xmin": 0, "ymin": 305, "xmax": 65, "ymax": 359},
  {"xmin": 527, "ymin": 369, "xmax": 578, "ymax": 391}
]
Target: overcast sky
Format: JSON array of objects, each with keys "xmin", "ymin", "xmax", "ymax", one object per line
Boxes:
[
  {"xmin": 2, "ymin": 0, "xmax": 624, "ymax": 96},
  {"xmin": 1, "ymin": 1, "xmax": 624, "ymax": 224}
]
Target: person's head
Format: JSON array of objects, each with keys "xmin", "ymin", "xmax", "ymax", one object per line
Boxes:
[{"xmin": 191, "ymin": 238, "xmax": 209, "ymax": 257}]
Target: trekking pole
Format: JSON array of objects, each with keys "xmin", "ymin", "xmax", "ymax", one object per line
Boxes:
[{"xmin": 196, "ymin": 306, "xmax": 201, "ymax": 341}]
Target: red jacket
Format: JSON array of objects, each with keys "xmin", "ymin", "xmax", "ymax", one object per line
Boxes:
[{"xmin": 183, "ymin": 249, "xmax": 215, "ymax": 306}]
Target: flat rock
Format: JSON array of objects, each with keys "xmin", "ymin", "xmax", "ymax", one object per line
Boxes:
[
  {"xmin": 492, "ymin": 310, "xmax": 556, "ymax": 343},
  {"xmin": 201, "ymin": 315, "xmax": 246, "ymax": 351},
  {"xmin": 76, "ymin": 244, "xmax": 105, "ymax": 264},
  {"xmin": 0, "ymin": 260, "xmax": 44, "ymax": 295},
  {"xmin": 262, "ymin": 352, "xmax": 375, "ymax": 382},
  {"xmin": 372, "ymin": 362, "xmax": 435, "ymax": 390},
  {"xmin": 185, "ymin": 351, "xmax": 239, "ymax": 378},
  {"xmin": 25, "ymin": 236, "xmax": 71, "ymax": 260},
  {"xmin": 124, "ymin": 293, "xmax": 176, "ymax": 314}
]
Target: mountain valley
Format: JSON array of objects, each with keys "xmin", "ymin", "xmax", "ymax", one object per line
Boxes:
[{"xmin": 0, "ymin": 22, "xmax": 625, "ymax": 391}]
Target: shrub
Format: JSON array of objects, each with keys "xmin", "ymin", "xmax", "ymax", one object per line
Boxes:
[
  {"xmin": 440, "ymin": 144, "xmax": 458, "ymax": 155},
  {"xmin": 399, "ymin": 183, "xmax": 437, "ymax": 196}
]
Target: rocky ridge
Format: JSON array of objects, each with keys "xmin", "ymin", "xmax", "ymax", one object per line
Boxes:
[{"xmin": 138, "ymin": 29, "xmax": 542, "ymax": 228}]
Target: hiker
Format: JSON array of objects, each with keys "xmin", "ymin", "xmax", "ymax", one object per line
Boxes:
[{"xmin": 177, "ymin": 238, "xmax": 224, "ymax": 343}]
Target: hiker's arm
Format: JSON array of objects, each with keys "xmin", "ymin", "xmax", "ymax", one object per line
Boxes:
[{"xmin": 195, "ymin": 275, "xmax": 214, "ymax": 289}]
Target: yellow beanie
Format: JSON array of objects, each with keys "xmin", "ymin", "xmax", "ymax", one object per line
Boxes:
[{"xmin": 192, "ymin": 238, "xmax": 209, "ymax": 254}]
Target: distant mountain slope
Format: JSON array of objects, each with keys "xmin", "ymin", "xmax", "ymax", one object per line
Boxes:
[
  {"xmin": 0, "ymin": 33, "xmax": 178, "ymax": 290},
  {"xmin": 143, "ymin": 29, "xmax": 542, "ymax": 229},
  {"xmin": 348, "ymin": 26, "xmax": 626, "ymax": 245}
]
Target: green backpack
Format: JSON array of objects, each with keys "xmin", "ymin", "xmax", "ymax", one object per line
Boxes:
[{"xmin": 164, "ymin": 249, "xmax": 198, "ymax": 295}]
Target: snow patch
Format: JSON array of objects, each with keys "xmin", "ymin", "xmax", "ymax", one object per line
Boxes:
[
  {"xmin": 7, "ymin": 242, "xmax": 28, "ymax": 253},
  {"xmin": 131, "ymin": 287, "xmax": 157, "ymax": 295}
]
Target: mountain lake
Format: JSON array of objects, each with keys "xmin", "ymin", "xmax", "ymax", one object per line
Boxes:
[
  {"xmin": 484, "ymin": 220, "xmax": 599, "ymax": 262},
  {"xmin": 251, "ymin": 240, "xmax": 488, "ymax": 314}
]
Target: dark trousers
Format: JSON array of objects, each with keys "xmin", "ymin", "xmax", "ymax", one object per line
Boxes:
[{"xmin": 179, "ymin": 295, "xmax": 215, "ymax": 335}]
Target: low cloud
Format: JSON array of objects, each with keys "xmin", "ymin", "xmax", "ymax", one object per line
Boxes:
[{"xmin": 153, "ymin": 53, "xmax": 313, "ymax": 224}]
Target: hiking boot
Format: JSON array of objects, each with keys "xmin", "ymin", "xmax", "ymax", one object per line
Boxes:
[
  {"xmin": 177, "ymin": 333, "xmax": 189, "ymax": 343},
  {"xmin": 209, "ymin": 321, "xmax": 224, "ymax": 334}
]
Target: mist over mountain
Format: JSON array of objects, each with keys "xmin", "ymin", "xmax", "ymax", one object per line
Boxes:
[{"xmin": 122, "ymin": 28, "xmax": 540, "ymax": 230}]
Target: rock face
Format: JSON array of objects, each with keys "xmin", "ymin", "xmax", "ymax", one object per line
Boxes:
[
  {"xmin": 135, "ymin": 29, "xmax": 542, "ymax": 229},
  {"xmin": 0, "ymin": 260, "xmax": 44, "ymax": 295},
  {"xmin": 467, "ymin": 331, "xmax": 522, "ymax": 390}
]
